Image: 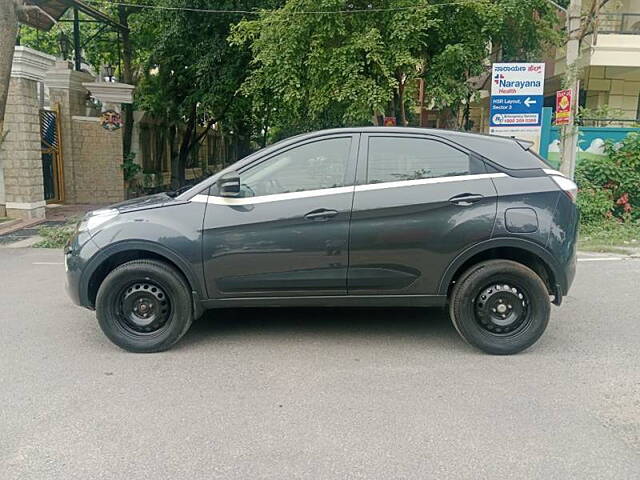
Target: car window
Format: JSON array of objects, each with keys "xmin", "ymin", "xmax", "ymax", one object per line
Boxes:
[
  {"xmin": 238, "ymin": 137, "xmax": 352, "ymax": 197},
  {"xmin": 367, "ymin": 137, "xmax": 471, "ymax": 184}
]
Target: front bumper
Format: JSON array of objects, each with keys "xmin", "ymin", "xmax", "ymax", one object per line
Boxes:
[{"xmin": 64, "ymin": 230, "xmax": 100, "ymax": 308}]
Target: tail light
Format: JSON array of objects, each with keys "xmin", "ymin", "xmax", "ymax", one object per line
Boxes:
[{"xmin": 545, "ymin": 169, "xmax": 577, "ymax": 203}]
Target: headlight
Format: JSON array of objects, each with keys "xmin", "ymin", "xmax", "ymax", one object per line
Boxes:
[{"xmin": 78, "ymin": 208, "xmax": 119, "ymax": 234}]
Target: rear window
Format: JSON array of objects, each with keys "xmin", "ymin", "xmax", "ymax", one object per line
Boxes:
[
  {"xmin": 367, "ymin": 137, "xmax": 471, "ymax": 184},
  {"xmin": 444, "ymin": 133, "xmax": 549, "ymax": 170}
]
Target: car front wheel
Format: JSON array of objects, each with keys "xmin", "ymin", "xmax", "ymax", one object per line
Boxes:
[
  {"xmin": 96, "ymin": 259, "xmax": 193, "ymax": 353},
  {"xmin": 449, "ymin": 260, "xmax": 551, "ymax": 355}
]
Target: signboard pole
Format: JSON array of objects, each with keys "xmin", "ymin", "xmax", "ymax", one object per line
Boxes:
[{"xmin": 560, "ymin": 0, "xmax": 582, "ymax": 179}]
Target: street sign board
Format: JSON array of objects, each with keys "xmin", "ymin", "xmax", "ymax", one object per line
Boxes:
[
  {"xmin": 489, "ymin": 62, "xmax": 546, "ymax": 151},
  {"xmin": 555, "ymin": 89, "xmax": 572, "ymax": 126},
  {"xmin": 490, "ymin": 95, "xmax": 544, "ymax": 127}
]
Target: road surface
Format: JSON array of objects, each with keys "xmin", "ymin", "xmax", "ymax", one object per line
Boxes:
[{"xmin": 1, "ymin": 248, "xmax": 639, "ymax": 479}]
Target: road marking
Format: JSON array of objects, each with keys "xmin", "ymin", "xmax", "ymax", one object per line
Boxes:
[
  {"xmin": 577, "ymin": 257, "xmax": 624, "ymax": 262},
  {"xmin": 32, "ymin": 262, "xmax": 64, "ymax": 265}
]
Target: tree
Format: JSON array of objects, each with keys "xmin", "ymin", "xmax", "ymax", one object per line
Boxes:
[
  {"xmin": 136, "ymin": 0, "xmax": 275, "ymax": 188},
  {"xmin": 231, "ymin": 0, "xmax": 433, "ymax": 132},
  {"xmin": 231, "ymin": 0, "xmax": 562, "ymax": 136}
]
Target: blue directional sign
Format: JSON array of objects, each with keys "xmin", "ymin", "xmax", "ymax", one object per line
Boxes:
[
  {"xmin": 489, "ymin": 94, "xmax": 544, "ymax": 127},
  {"xmin": 489, "ymin": 63, "xmax": 545, "ymax": 140}
]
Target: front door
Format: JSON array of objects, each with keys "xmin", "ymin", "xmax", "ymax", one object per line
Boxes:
[
  {"xmin": 348, "ymin": 133, "xmax": 498, "ymax": 295},
  {"xmin": 201, "ymin": 134, "xmax": 358, "ymax": 299}
]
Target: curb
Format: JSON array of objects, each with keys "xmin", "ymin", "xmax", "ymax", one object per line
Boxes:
[
  {"xmin": 5, "ymin": 235, "xmax": 43, "ymax": 248},
  {"xmin": 0, "ymin": 217, "xmax": 47, "ymax": 236}
]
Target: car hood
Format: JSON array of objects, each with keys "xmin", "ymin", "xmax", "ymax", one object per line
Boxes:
[{"xmin": 110, "ymin": 193, "xmax": 176, "ymax": 213}]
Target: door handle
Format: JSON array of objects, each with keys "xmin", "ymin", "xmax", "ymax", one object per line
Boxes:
[
  {"xmin": 449, "ymin": 193, "xmax": 484, "ymax": 206},
  {"xmin": 304, "ymin": 208, "xmax": 339, "ymax": 221}
]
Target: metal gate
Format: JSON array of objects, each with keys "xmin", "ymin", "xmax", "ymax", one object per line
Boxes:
[{"xmin": 40, "ymin": 104, "xmax": 64, "ymax": 202}]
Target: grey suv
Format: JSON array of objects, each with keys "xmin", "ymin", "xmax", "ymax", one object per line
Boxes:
[{"xmin": 65, "ymin": 127, "xmax": 578, "ymax": 354}]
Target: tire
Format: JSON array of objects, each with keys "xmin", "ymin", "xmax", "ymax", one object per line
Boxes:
[
  {"xmin": 449, "ymin": 260, "xmax": 550, "ymax": 355},
  {"xmin": 96, "ymin": 259, "xmax": 193, "ymax": 353}
]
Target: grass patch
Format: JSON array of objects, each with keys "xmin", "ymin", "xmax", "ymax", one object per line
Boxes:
[
  {"xmin": 578, "ymin": 221, "xmax": 640, "ymax": 254},
  {"xmin": 0, "ymin": 217, "xmax": 11, "ymax": 223},
  {"xmin": 33, "ymin": 222, "xmax": 77, "ymax": 248}
]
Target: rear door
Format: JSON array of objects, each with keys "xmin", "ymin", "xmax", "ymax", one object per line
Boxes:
[
  {"xmin": 347, "ymin": 133, "xmax": 499, "ymax": 295},
  {"xmin": 201, "ymin": 134, "xmax": 358, "ymax": 298}
]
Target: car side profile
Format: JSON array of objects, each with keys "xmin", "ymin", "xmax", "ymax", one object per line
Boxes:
[{"xmin": 65, "ymin": 127, "xmax": 578, "ymax": 354}]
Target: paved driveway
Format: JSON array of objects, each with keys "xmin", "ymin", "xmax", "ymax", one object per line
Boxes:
[{"xmin": 1, "ymin": 248, "xmax": 639, "ymax": 479}]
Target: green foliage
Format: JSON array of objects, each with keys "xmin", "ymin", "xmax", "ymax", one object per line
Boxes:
[
  {"xmin": 576, "ymin": 105, "xmax": 625, "ymax": 126},
  {"xmin": 18, "ymin": 10, "xmax": 121, "ymax": 74},
  {"xmin": 34, "ymin": 223, "xmax": 77, "ymax": 249},
  {"xmin": 121, "ymin": 152, "xmax": 142, "ymax": 182},
  {"xmin": 575, "ymin": 132, "xmax": 640, "ymax": 223},
  {"xmin": 135, "ymin": 0, "xmax": 280, "ymax": 186},
  {"xmin": 136, "ymin": 0, "xmax": 283, "ymax": 129},
  {"xmin": 16, "ymin": 0, "xmax": 562, "ymax": 181},
  {"xmin": 576, "ymin": 182, "xmax": 613, "ymax": 224},
  {"xmin": 231, "ymin": 0, "xmax": 561, "ymax": 135}
]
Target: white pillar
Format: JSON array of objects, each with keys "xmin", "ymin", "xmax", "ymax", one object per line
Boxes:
[{"xmin": 82, "ymin": 81, "xmax": 135, "ymax": 113}]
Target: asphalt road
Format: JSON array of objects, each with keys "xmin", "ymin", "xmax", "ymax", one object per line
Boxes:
[{"xmin": 1, "ymin": 247, "xmax": 639, "ymax": 479}]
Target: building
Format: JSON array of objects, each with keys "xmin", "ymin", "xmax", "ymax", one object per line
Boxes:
[
  {"xmin": 546, "ymin": 0, "xmax": 640, "ymax": 125},
  {"xmin": 460, "ymin": 0, "xmax": 640, "ymax": 134}
]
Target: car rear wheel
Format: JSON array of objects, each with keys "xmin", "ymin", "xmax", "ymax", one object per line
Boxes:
[
  {"xmin": 96, "ymin": 259, "xmax": 193, "ymax": 353},
  {"xmin": 449, "ymin": 260, "xmax": 550, "ymax": 355}
]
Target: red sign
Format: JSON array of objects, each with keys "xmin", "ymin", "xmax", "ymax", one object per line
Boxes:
[
  {"xmin": 555, "ymin": 89, "xmax": 572, "ymax": 126},
  {"xmin": 383, "ymin": 116, "xmax": 397, "ymax": 126}
]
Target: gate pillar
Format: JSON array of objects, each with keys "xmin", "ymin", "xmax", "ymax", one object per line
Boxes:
[
  {"xmin": 0, "ymin": 46, "xmax": 55, "ymax": 220},
  {"xmin": 46, "ymin": 60, "xmax": 94, "ymax": 204}
]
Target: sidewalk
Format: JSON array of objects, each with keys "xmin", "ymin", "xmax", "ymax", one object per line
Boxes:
[{"xmin": 0, "ymin": 203, "xmax": 104, "ymax": 247}]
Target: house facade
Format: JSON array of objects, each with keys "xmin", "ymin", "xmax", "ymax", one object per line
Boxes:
[{"xmin": 466, "ymin": 0, "xmax": 640, "ymax": 134}]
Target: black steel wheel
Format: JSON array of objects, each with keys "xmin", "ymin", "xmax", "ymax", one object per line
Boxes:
[
  {"xmin": 449, "ymin": 260, "xmax": 550, "ymax": 355},
  {"xmin": 474, "ymin": 282, "xmax": 530, "ymax": 335},
  {"xmin": 96, "ymin": 259, "xmax": 193, "ymax": 353},
  {"xmin": 118, "ymin": 281, "xmax": 172, "ymax": 335}
]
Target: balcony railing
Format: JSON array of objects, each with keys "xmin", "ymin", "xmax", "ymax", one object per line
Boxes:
[{"xmin": 597, "ymin": 13, "xmax": 640, "ymax": 35}]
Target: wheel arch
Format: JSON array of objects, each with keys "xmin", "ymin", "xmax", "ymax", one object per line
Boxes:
[
  {"xmin": 81, "ymin": 240, "xmax": 205, "ymax": 312},
  {"xmin": 438, "ymin": 238, "xmax": 565, "ymax": 304}
]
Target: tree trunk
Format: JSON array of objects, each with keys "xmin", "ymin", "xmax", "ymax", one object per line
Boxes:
[
  {"xmin": 438, "ymin": 108, "xmax": 457, "ymax": 130},
  {"xmin": 168, "ymin": 124, "xmax": 180, "ymax": 189},
  {"xmin": 235, "ymin": 119, "xmax": 252, "ymax": 160},
  {"xmin": 0, "ymin": 0, "xmax": 20, "ymax": 140},
  {"xmin": 171, "ymin": 105, "xmax": 197, "ymax": 189},
  {"xmin": 462, "ymin": 93, "xmax": 472, "ymax": 131},
  {"xmin": 118, "ymin": 5, "xmax": 134, "ymax": 159},
  {"xmin": 398, "ymin": 81, "xmax": 407, "ymax": 127}
]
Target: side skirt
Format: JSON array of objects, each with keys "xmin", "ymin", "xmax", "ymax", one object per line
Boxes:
[{"xmin": 201, "ymin": 294, "xmax": 447, "ymax": 309}]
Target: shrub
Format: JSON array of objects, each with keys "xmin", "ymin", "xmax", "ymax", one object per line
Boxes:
[
  {"xmin": 576, "ymin": 182, "xmax": 612, "ymax": 224},
  {"xmin": 575, "ymin": 132, "xmax": 640, "ymax": 223}
]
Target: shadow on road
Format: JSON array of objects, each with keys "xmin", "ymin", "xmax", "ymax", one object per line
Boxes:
[{"xmin": 177, "ymin": 307, "xmax": 463, "ymax": 351}]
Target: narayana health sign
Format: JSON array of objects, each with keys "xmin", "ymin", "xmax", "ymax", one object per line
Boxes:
[
  {"xmin": 490, "ymin": 63, "xmax": 545, "ymax": 128},
  {"xmin": 489, "ymin": 62, "xmax": 545, "ymax": 151}
]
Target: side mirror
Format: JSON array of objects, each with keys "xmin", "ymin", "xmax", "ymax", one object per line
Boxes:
[{"xmin": 217, "ymin": 171, "xmax": 241, "ymax": 197}]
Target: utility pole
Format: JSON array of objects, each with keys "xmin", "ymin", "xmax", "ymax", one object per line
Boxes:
[
  {"xmin": 73, "ymin": 7, "xmax": 81, "ymax": 71},
  {"xmin": 560, "ymin": 0, "xmax": 582, "ymax": 178}
]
